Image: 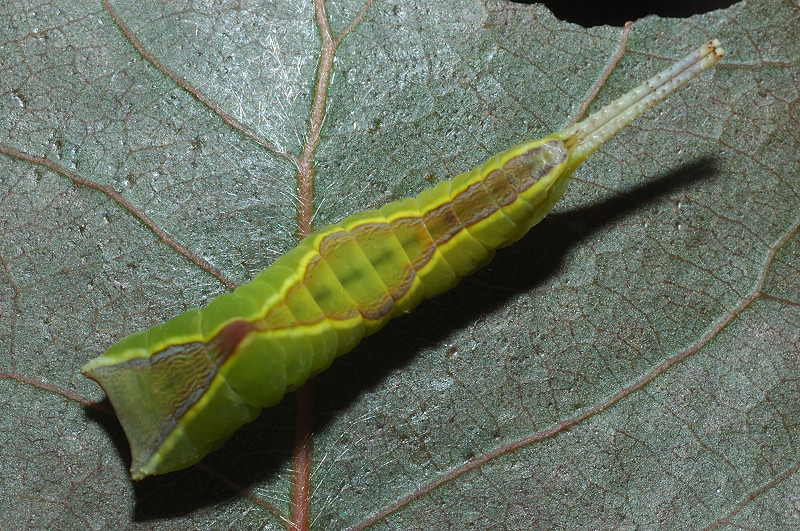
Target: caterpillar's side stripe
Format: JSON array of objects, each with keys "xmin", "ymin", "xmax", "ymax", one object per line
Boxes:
[{"xmin": 82, "ymin": 40, "xmax": 725, "ymax": 480}]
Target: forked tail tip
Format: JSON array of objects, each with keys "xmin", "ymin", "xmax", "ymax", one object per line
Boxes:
[{"xmin": 708, "ymin": 38, "xmax": 725, "ymax": 58}]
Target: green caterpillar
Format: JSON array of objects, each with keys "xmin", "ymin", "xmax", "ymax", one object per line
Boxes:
[{"xmin": 82, "ymin": 40, "xmax": 724, "ymax": 480}]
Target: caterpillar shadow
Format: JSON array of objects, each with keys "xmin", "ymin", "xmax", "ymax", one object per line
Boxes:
[{"xmin": 128, "ymin": 156, "xmax": 715, "ymax": 517}]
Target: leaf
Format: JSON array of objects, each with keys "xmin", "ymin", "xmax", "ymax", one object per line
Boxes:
[{"xmin": 1, "ymin": 0, "xmax": 798, "ymax": 529}]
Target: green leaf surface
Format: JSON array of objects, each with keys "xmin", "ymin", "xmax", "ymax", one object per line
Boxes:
[{"xmin": 1, "ymin": 0, "xmax": 798, "ymax": 528}]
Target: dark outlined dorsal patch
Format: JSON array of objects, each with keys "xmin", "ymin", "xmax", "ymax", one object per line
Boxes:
[{"xmin": 502, "ymin": 140, "xmax": 568, "ymax": 193}]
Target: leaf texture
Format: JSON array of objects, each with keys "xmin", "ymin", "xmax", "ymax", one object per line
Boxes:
[{"xmin": 0, "ymin": 0, "xmax": 798, "ymax": 528}]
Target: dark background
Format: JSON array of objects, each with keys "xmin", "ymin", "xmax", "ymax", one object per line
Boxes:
[{"xmin": 517, "ymin": 0, "xmax": 737, "ymax": 27}]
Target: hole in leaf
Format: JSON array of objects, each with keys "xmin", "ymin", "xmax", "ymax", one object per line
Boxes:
[{"xmin": 515, "ymin": 0, "xmax": 737, "ymax": 27}]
